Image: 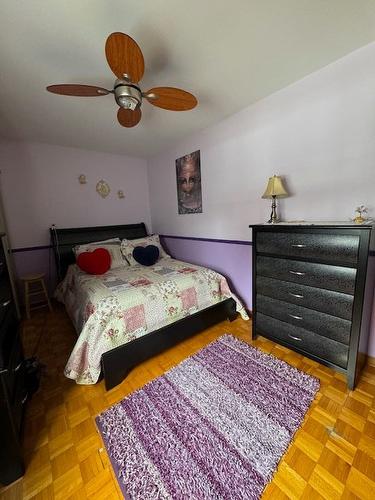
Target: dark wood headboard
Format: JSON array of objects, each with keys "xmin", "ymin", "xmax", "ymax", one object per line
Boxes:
[{"xmin": 50, "ymin": 223, "xmax": 148, "ymax": 280}]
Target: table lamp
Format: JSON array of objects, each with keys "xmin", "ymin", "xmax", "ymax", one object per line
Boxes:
[{"xmin": 262, "ymin": 175, "xmax": 288, "ymax": 223}]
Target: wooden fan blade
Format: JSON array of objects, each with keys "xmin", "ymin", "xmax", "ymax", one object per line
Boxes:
[
  {"xmin": 144, "ymin": 87, "xmax": 197, "ymax": 111},
  {"xmin": 105, "ymin": 32, "xmax": 145, "ymax": 83},
  {"xmin": 117, "ymin": 107, "xmax": 142, "ymax": 128},
  {"xmin": 46, "ymin": 84, "xmax": 110, "ymax": 96}
]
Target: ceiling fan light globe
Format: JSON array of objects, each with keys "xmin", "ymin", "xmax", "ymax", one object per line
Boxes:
[
  {"xmin": 114, "ymin": 82, "xmax": 142, "ymax": 110},
  {"xmin": 118, "ymin": 95, "xmax": 138, "ymax": 110}
]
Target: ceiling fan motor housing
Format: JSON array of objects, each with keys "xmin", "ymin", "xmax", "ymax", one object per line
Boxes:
[{"xmin": 114, "ymin": 79, "xmax": 142, "ymax": 110}]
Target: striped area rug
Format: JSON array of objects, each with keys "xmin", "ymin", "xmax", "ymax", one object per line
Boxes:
[{"xmin": 96, "ymin": 335, "xmax": 319, "ymax": 499}]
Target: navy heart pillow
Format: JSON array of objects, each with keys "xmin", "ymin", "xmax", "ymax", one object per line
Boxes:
[{"xmin": 132, "ymin": 245, "xmax": 160, "ymax": 266}]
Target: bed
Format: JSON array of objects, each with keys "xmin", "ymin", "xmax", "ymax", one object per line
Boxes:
[{"xmin": 51, "ymin": 223, "xmax": 248, "ymax": 390}]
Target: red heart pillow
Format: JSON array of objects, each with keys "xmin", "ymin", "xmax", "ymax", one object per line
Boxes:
[{"xmin": 77, "ymin": 248, "xmax": 111, "ymax": 275}]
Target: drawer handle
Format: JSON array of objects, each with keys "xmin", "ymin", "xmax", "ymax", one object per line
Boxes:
[
  {"xmin": 289, "ymin": 270, "xmax": 306, "ymax": 276},
  {"xmin": 289, "ymin": 314, "xmax": 303, "ymax": 320},
  {"xmin": 289, "ymin": 292, "xmax": 304, "ymax": 299},
  {"xmin": 291, "ymin": 244, "xmax": 306, "ymax": 248},
  {"xmin": 21, "ymin": 394, "xmax": 28, "ymax": 405},
  {"xmin": 288, "ymin": 334, "xmax": 302, "ymax": 341},
  {"xmin": 14, "ymin": 362, "xmax": 22, "ymax": 372},
  {"xmin": 1, "ymin": 299, "xmax": 11, "ymax": 307}
]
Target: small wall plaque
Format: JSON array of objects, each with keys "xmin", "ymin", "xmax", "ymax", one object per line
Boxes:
[{"xmin": 96, "ymin": 180, "xmax": 110, "ymax": 198}]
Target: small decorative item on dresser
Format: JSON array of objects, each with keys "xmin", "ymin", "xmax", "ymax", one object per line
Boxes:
[
  {"xmin": 261, "ymin": 175, "xmax": 288, "ymax": 224},
  {"xmin": 352, "ymin": 205, "xmax": 370, "ymax": 224},
  {"xmin": 96, "ymin": 179, "xmax": 110, "ymax": 198}
]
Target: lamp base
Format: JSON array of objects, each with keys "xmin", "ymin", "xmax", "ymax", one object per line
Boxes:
[{"xmin": 267, "ymin": 196, "xmax": 279, "ymax": 224}]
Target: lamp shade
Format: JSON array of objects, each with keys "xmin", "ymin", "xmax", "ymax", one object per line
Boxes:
[{"xmin": 262, "ymin": 175, "xmax": 288, "ymax": 199}]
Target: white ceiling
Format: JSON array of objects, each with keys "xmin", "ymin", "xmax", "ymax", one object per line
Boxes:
[{"xmin": 1, "ymin": 0, "xmax": 375, "ymax": 158}]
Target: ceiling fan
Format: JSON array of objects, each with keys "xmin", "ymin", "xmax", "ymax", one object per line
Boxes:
[{"xmin": 46, "ymin": 32, "xmax": 198, "ymax": 128}]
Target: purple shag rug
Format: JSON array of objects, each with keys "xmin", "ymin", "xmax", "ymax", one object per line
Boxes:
[{"xmin": 96, "ymin": 335, "xmax": 319, "ymax": 499}]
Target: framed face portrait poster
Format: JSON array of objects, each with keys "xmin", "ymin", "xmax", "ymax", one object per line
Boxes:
[{"xmin": 176, "ymin": 150, "xmax": 202, "ymax": 214}]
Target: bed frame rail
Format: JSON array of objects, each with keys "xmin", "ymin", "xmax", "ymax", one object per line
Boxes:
[{"xmin": 101, "ymin": 298, "xmax": 237, "ymax": 390}]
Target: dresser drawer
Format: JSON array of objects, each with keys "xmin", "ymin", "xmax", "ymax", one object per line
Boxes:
[
  {"xmin": 257, "ymin": 256, "xmax": 356, "ymax": 295},
  {"xmin": 256, "ymin": 294, "xmax": 351, "ymax": 344},
  {"xmin": 0, "ymin": 294, "xmax": 13, "ymax": 327},
  {"xmin": 0, "ymin": 306, "xmax": 19, "ymax": 370},
  {"xmin": 256, "ymin": 312, "xmax": 349, "ymax": 368},
  {"xmin": 0, "ymin": 247, "xmax": 7, "ymax": 280},
  {"xmin": 256, "ymin": 231, "xmax": 359, "ymax": 264},
  {"xmin": 257, "ymin": 276, "xmax": 353, "ymax": 321},
  {"xmin": 0, "ymin": 331, "xmax": 23, "ymax": 402},
  {"xmin": 11, "ymin": 366, "xmax": 27, "ymax": 433}
]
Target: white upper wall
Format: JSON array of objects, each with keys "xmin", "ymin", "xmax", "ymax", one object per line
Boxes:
[
  {"xmin": 0, "ymin": 141, "xmax": 151, "ymax": 248},
  {"xmin": 147, "ymin": 42, "xmax": 375, "ymax": 241}
]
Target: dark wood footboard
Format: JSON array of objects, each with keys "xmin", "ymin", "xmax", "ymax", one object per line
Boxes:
[{"xmin": 101, "ymin": 298, "xmax": 237, "ymax": 390}]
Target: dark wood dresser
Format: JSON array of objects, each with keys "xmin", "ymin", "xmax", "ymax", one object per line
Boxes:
[
  {"xmin": 250, "ymin": 223, "xmax": 375, "ymax": 389},
  {"xmin": 0, "ymin": 233, "xmax": 26, "ymax": 485}
]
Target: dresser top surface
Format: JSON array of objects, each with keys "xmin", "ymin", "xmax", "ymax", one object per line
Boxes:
[{"xmin": 250, "ymin": 221, "xmax": 373, "ymax": 229}]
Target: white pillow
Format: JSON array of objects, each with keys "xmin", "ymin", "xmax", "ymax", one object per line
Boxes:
[
  {"xmin": 121, "ymin": 235, "xmax": 171, "ymax": 266},
  {"xmin": 74, "ymin": 238, "xmax": 127, "ymax": 269}
]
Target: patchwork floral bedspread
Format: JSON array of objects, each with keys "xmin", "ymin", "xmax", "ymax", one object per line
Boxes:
[{"xmin": 56, "ymin": 258, "xmax": 248, "ymax": 384}]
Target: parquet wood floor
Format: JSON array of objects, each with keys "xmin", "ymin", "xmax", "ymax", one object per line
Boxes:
[{"xmin": 1, "ymin": 305, "xmax": 374, "ymax": 499}]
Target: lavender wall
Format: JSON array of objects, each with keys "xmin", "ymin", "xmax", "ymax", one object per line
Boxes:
[
  {"xmin": 0, "ymin": 140, "xmax": 151, "ymax": 293},
  {"xmin": 148, "ymin": 43, "xmax": 375, "ymax": 356},
  {"xmin": 161, "ymin": 236, "xmax": 252, "ymax": 311}
]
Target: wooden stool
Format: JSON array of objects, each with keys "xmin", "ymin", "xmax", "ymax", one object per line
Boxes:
[{"xmin": 21, "ymin": 273, "xmax": 53, "ymax": 319}]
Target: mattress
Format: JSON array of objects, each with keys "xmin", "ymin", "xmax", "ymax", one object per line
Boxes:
[{"xmin": 55, "ymin": 258, "xmax": 248, "ymax": 384}]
